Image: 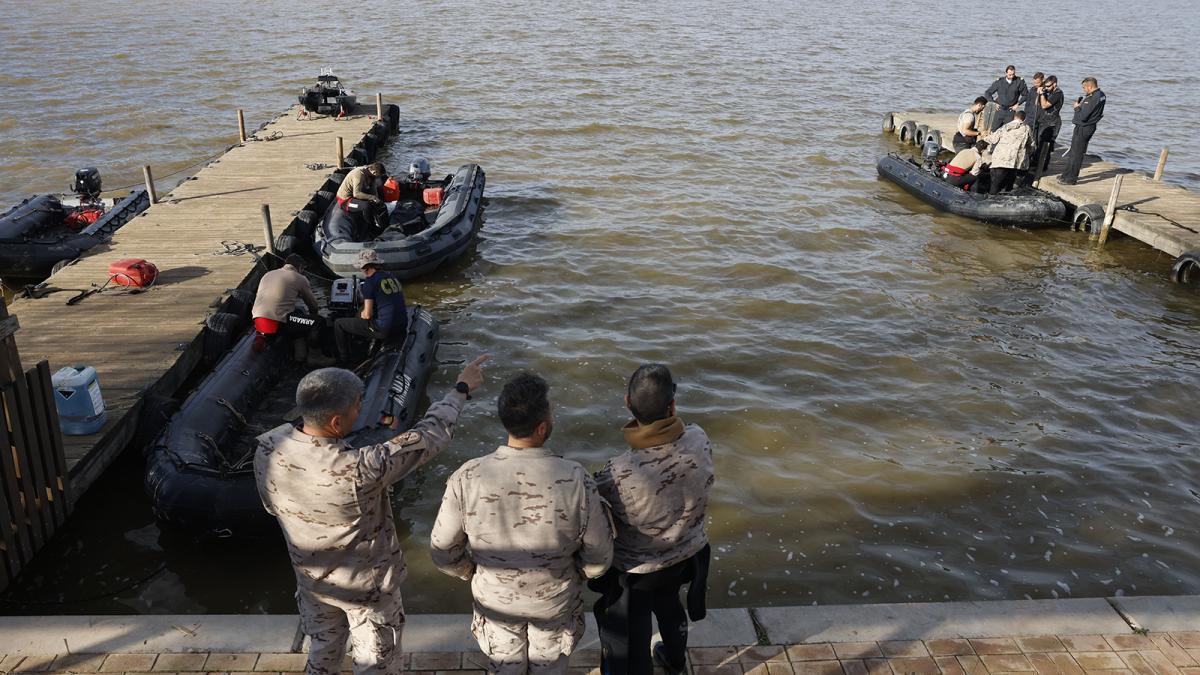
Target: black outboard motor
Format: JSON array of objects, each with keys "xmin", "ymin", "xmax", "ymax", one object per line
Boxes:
[
  {"xmin": 921, "ymin": 136, "xmax": 942, "ymax": 168},
  {"xmin": 71, "ymin": 168, "xmax": 102, "ymax": 202}
]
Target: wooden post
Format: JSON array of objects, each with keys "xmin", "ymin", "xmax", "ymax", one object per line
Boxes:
[
  {"xmin": 335, "ymin": 136, "xmax": 345, "ymax": 168},
  {"xmin": 1153, "ymin": 147, "xmax": 1169, "ymax": 181},
  {"xmin": 260, "ymin": 204, "xmax": 276, "ymax": 257},
  {"xmin": 1098, "ymin": 174, "xmax": 1124, "ymax": 246},
  {"xmin": 142, "ymin": 165, "xmax": 158, "ymax": 204},
  {"xmin": 375, "ymin": 93, "xmax": 383, "ymax": 120},
  {"xmin": 237, "ymin": 108, "xmax": 247, "ymax": 143}
]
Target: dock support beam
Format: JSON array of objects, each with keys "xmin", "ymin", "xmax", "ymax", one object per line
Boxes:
[
  {"xmin": 142, "ymin": 165, "xmax": 158, "ymax": 204},
  {"xmin": 336, "ymin": 136, "xmax": 345, "ymax": 169},
  {"xmin": 1098, "ymin": 174, "xmax": 1124, "ymax": 246},
  {"xmin": 376, "ymin": 93, "xmax": 383, "ymax": 121},
  {"xmin": 237, "ymin": 109, "xmax": 247, "ymax": 143},
  {"xmin": 1153, "ymin": 147, "xmax": 1169, "ymax": 181},
  {"xmin": 260, "ymin": 204, "xmax": 276, "ymax": 258}
]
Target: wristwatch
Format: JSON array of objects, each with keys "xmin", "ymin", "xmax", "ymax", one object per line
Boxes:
[{"xmin": 455, "ymin": 381, "xmax": 470, "ymax": 395}]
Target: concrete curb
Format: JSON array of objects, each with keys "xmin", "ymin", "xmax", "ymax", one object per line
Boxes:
[
  {"xmin": 754, "ymin": 598, "xmax": 1131, "ymax": 643},
  {"xmin": 0, "ymin": 596, "xmax": 1191, "ymax": 656}
]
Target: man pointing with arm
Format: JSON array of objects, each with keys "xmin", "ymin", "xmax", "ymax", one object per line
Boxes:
[{"xmin": 255, "ymin": 355, "xmax": 490, "ymax": 675}]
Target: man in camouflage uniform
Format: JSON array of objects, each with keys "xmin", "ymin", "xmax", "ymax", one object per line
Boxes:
[
  {"xmin": 592, "ymin": 364, "xmax": 714, "ymax": 675},
  {"xmin": 255, "ymin": 356, "xmax": 489, "ymax": 675},
  {"xmin": 430, "ymin": 372, "xmax": 613, "ymax": 675}
]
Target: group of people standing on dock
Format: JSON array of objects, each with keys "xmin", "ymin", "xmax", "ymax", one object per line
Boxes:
[
  {"xmin": 947, "ymin": 65, "xmax": 1106, "ymax": 192},
  {"xmin": 253, "ymin": 357, "xmax": 715, "ymax": 675}
]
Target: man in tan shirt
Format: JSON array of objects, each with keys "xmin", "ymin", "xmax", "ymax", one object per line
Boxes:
[
  {"xmin": 336, "ymin": 162, "xmax": 389, "ymax": 237},
  {"xmin": 431, "ymin": 372, "xmax": 613, "ymax": 675},
  {"xmin": 250, "ymin": 254, "xmax": 325, "ymax": 361}
]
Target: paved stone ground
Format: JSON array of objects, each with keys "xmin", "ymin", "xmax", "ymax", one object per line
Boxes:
[{"xmin": 4, "ymin": 632, "xmax": 1200, "ymax": 675}]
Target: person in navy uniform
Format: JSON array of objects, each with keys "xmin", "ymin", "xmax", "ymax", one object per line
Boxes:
[
  {"xmin": 1059, "ymin": 77, "xmax": 1106, "ymax": 185},
  {"xmin": 333, "ymin": 249, "xmax": 408, "ymax": 363},
  {"xmin": 985, "ymin": 65, "xmax": 1028, "ymax": 128}
]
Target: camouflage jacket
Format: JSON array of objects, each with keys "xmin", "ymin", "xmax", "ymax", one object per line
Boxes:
[
  {"xmin": 430, "ymin": 445, "xmax": 613, "ymax": 621},
  {"xmin": 254, "ymin": 391, "xmax": 465, "ymax": 605},
  {"xmin": 595, "ymin": 417, "xmax": 714, "ymax": 574}
]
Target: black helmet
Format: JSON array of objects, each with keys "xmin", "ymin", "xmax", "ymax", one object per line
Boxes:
[{"xmin": 408, "ymin": 157, "xmax": 431, "ymax": 181}]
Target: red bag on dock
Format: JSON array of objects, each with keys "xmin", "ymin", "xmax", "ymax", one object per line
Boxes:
[{"xmin": 108, "ymin": 259, "xmax": 158, "ymax": 288}]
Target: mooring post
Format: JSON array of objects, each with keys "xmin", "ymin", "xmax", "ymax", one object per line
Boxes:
[
  {"xmin": 237, "ymin": 108, "xmax": 247, "ymax": 143},
  {"xmin": 1098, "ymin": 174, "xmax": 1124, "ymax": 246},
  {"xmin": 376, "ymin": 93, "xmax": 383, "ymax": 120},
  {"xmin": 261, "ymin": 204, "xmax": 276, "ymax": 257},
  {"xmin": 1153, "ymin": 147, "xmax": 1169, "ymax": 181},
  {"xmin": 336, "ymin": 136, "xmax": 345, "ymax": 169},
  {"xmin": 142, "ymin": 165, "xmax": 158, "ymax": 204}
]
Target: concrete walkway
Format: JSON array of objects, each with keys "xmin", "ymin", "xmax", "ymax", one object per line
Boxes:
[{"xmin": 0, "ymin": 597, "xmax": 1196, "ymax": 675}]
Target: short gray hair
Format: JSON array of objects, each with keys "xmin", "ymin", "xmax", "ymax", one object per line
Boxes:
[{"xmin": 296, "ymin": 368, "xmax": 364, "ymax": 427}]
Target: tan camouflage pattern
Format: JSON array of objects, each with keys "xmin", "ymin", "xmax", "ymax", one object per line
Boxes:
[
  {"xmin": 430, "ymin": 445, "xmax": 613, "ymax": 668},
  {"xmin": 595, "ymin": 421, "xmax": 714, "ymax": 574},
  {"xmin": 254, "ymin": 391, "xmax": 465, "ymax": 674},
  {"xmin": 297, "ymin": 587, "xmax": 404, "ymax": 675},
  {"xmin": 470, "ymin": 610, "xmax": 583, "ymax": 675}
]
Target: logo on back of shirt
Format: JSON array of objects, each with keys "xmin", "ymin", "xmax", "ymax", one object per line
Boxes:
[{"xmin": 379, "ymin": 277, "xmax": 402, "ymax": 295}]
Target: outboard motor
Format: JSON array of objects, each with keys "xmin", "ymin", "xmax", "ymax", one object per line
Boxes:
[
  {"xmin": 921, "ymin": 136, "xmax": 941, "ymax": 167},
  {"xmin": 71, "ymin": 168, "xmax": 102, "ymax": 202},
  {"xmin": 409, "ymin": 157, "xmax": 431, "ymax": 182}
]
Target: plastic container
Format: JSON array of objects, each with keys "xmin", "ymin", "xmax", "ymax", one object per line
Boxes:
[
  {"xmin": 51, "ymin": 365, "xmax": 107, "ymax": 435},
  {"xmin": 422, "ymin": 187, "xmax": 444, "ymax": 207}
]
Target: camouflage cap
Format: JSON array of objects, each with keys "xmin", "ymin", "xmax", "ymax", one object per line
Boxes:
[{"xmin": 356, "ymin": 249, "xmax": 382, "ymax": 269}]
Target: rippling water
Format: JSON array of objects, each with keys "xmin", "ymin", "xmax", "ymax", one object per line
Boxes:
[{"xmin": 3, "ymin": 0, "xmax": 1200, "ymax": 613}]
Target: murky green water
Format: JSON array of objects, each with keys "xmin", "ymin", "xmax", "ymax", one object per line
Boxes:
[{"xmin": 3, "ymin": 0, "xmax": 1200, "ymax": 614}]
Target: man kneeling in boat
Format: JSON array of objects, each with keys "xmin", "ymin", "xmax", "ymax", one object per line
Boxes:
[
  {"xmin": 333, "ymin": 249, "xmax": 408, "ymax": 363},
  {"xmin": 942, "ymin": 140, "xmax": 989, "ymax": 192},
  {"xmin": 251, "ymin": 253, "xmax": 331, "ymax": 364},
  {"xmin": 337, "ymin": 162, "xmax": 389, "ymax": 240},
  {"xmin": 255, "ymin": 355, "xmax": 488, "ymax": 675}
]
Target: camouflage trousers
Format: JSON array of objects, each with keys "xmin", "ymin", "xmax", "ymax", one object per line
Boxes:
[
  {"xmin": 297, "ymin": 588, "xmax": 406, "ymax": 675},
  {"xmin": 470, "ymin": 608, "xmax": 584, "ymax": 675}
]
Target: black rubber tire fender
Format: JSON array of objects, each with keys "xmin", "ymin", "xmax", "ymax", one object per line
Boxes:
[
  {"xmin": 317, "ymin": 190, "xmax": 335, "ymax": 205},
  {"xmin": 274, "ymin": 233, "xmax": 297, "ymax": 256},
  {"xmin": 223, "ymin": 289, "xmax": 255, "ymax": 320},
  {"xmin": 1072, "ymin": 203, "xmax": 1106, "ymax": 233},
  {"xmin": 1170, "ymin": 251, "xmax": 1200, "ymax": 284},
  {"xmin": 882, "ymin": 112, "xmax": 895, "ymax": 133},
  {"xmin": 297, "ymin": 210, "xmax": 319, "ymax": 226},
  {"xmin": 898, "ymin": 121, "xmax": 917, "ymax": 145},
  {"xmin": 203, "ymin": 312, "xmax": 244, "ymax": 366},
  {"xmin": 915, "ymin": 124, "xmax": 929, "ymax": 146},
  {"xmin": 50, "ymin": 257, "xmax": 76, "ymax": 276}
]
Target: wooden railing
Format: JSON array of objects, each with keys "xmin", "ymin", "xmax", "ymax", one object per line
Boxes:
[{"xmin": 0, "ymin": 298, "xmax": 71, "ymax": 593}]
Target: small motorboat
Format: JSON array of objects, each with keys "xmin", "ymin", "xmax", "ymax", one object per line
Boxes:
[
  {"xmin": 0, "ymin": 168, "xmax": 149, "ymax": 284},
  {"xmin": 877, "ymin": 153, "xmax": 1067, "ymax": 227},
  {"xmin": 299, "ymin": 68, "xmax": 357, "ymax": 117},
  {"xmin": 143, "ymin": 291, "xmax": 439, "ymax": 538},
  {"xmin": 312, "ymin": 163, "xmax": 486, "ymax": 279}
]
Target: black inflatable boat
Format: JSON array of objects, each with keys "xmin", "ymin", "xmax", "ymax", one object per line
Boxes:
[
  {"xmin": 144, "ymin": 305, "xmax": 439, "ymax": 537},
  {"xmin": 313, "ymin": 163, "xmax": 486, "ymax": 278},
  {"xmin": 877, "ymin": 153, "xmax": 1067, "ymax": 227},
  {"xmin": 299, "ymin": 69, "xmax": 357, "ymax": 116},
  {"xmin": 0, "ymin": 181, "xmax": 149, "ymax": 283}
]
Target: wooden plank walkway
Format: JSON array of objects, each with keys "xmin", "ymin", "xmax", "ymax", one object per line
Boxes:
[
  {"xmin": 887, "ymin": 111, "xmax": 1200, "ymax": 259},
  {"xmin": 7, "ymin": 105, "xmax": 379, "ymax": 502}
]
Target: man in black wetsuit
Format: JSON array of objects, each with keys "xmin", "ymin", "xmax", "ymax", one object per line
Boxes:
[
  {"xmin": 1059, "ymin": 77, "xmax": 1106, "ymax": 185},
  {"xmin": 985, "ymin": 65, "xmax": 1028, "ymax": 128}
]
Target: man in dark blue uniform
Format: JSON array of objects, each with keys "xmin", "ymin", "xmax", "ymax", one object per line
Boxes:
[
  {"xmin": 985, "ymin": 65, "xmax": 1028, "ymax": 128},
  {"xmin": 333, "ymin": 249, "xmax": 408, "ymax": 363},
  {"xmin": 1059, "ymin": 77, "xmax": 1106, "ymax": 185}
]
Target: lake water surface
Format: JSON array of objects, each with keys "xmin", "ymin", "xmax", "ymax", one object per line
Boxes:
[{"xmin": 2, "ymin": 0, "xmax": 1199, "ymax": 613}]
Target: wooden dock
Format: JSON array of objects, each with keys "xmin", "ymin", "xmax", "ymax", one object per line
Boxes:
[
  {"xmin": 883, "ymin": 111, "xmax": 1200, "ymax": 264},
  {"xmin": 7, "ymin": 104, "xmax": 385, "ymax": 503}
]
